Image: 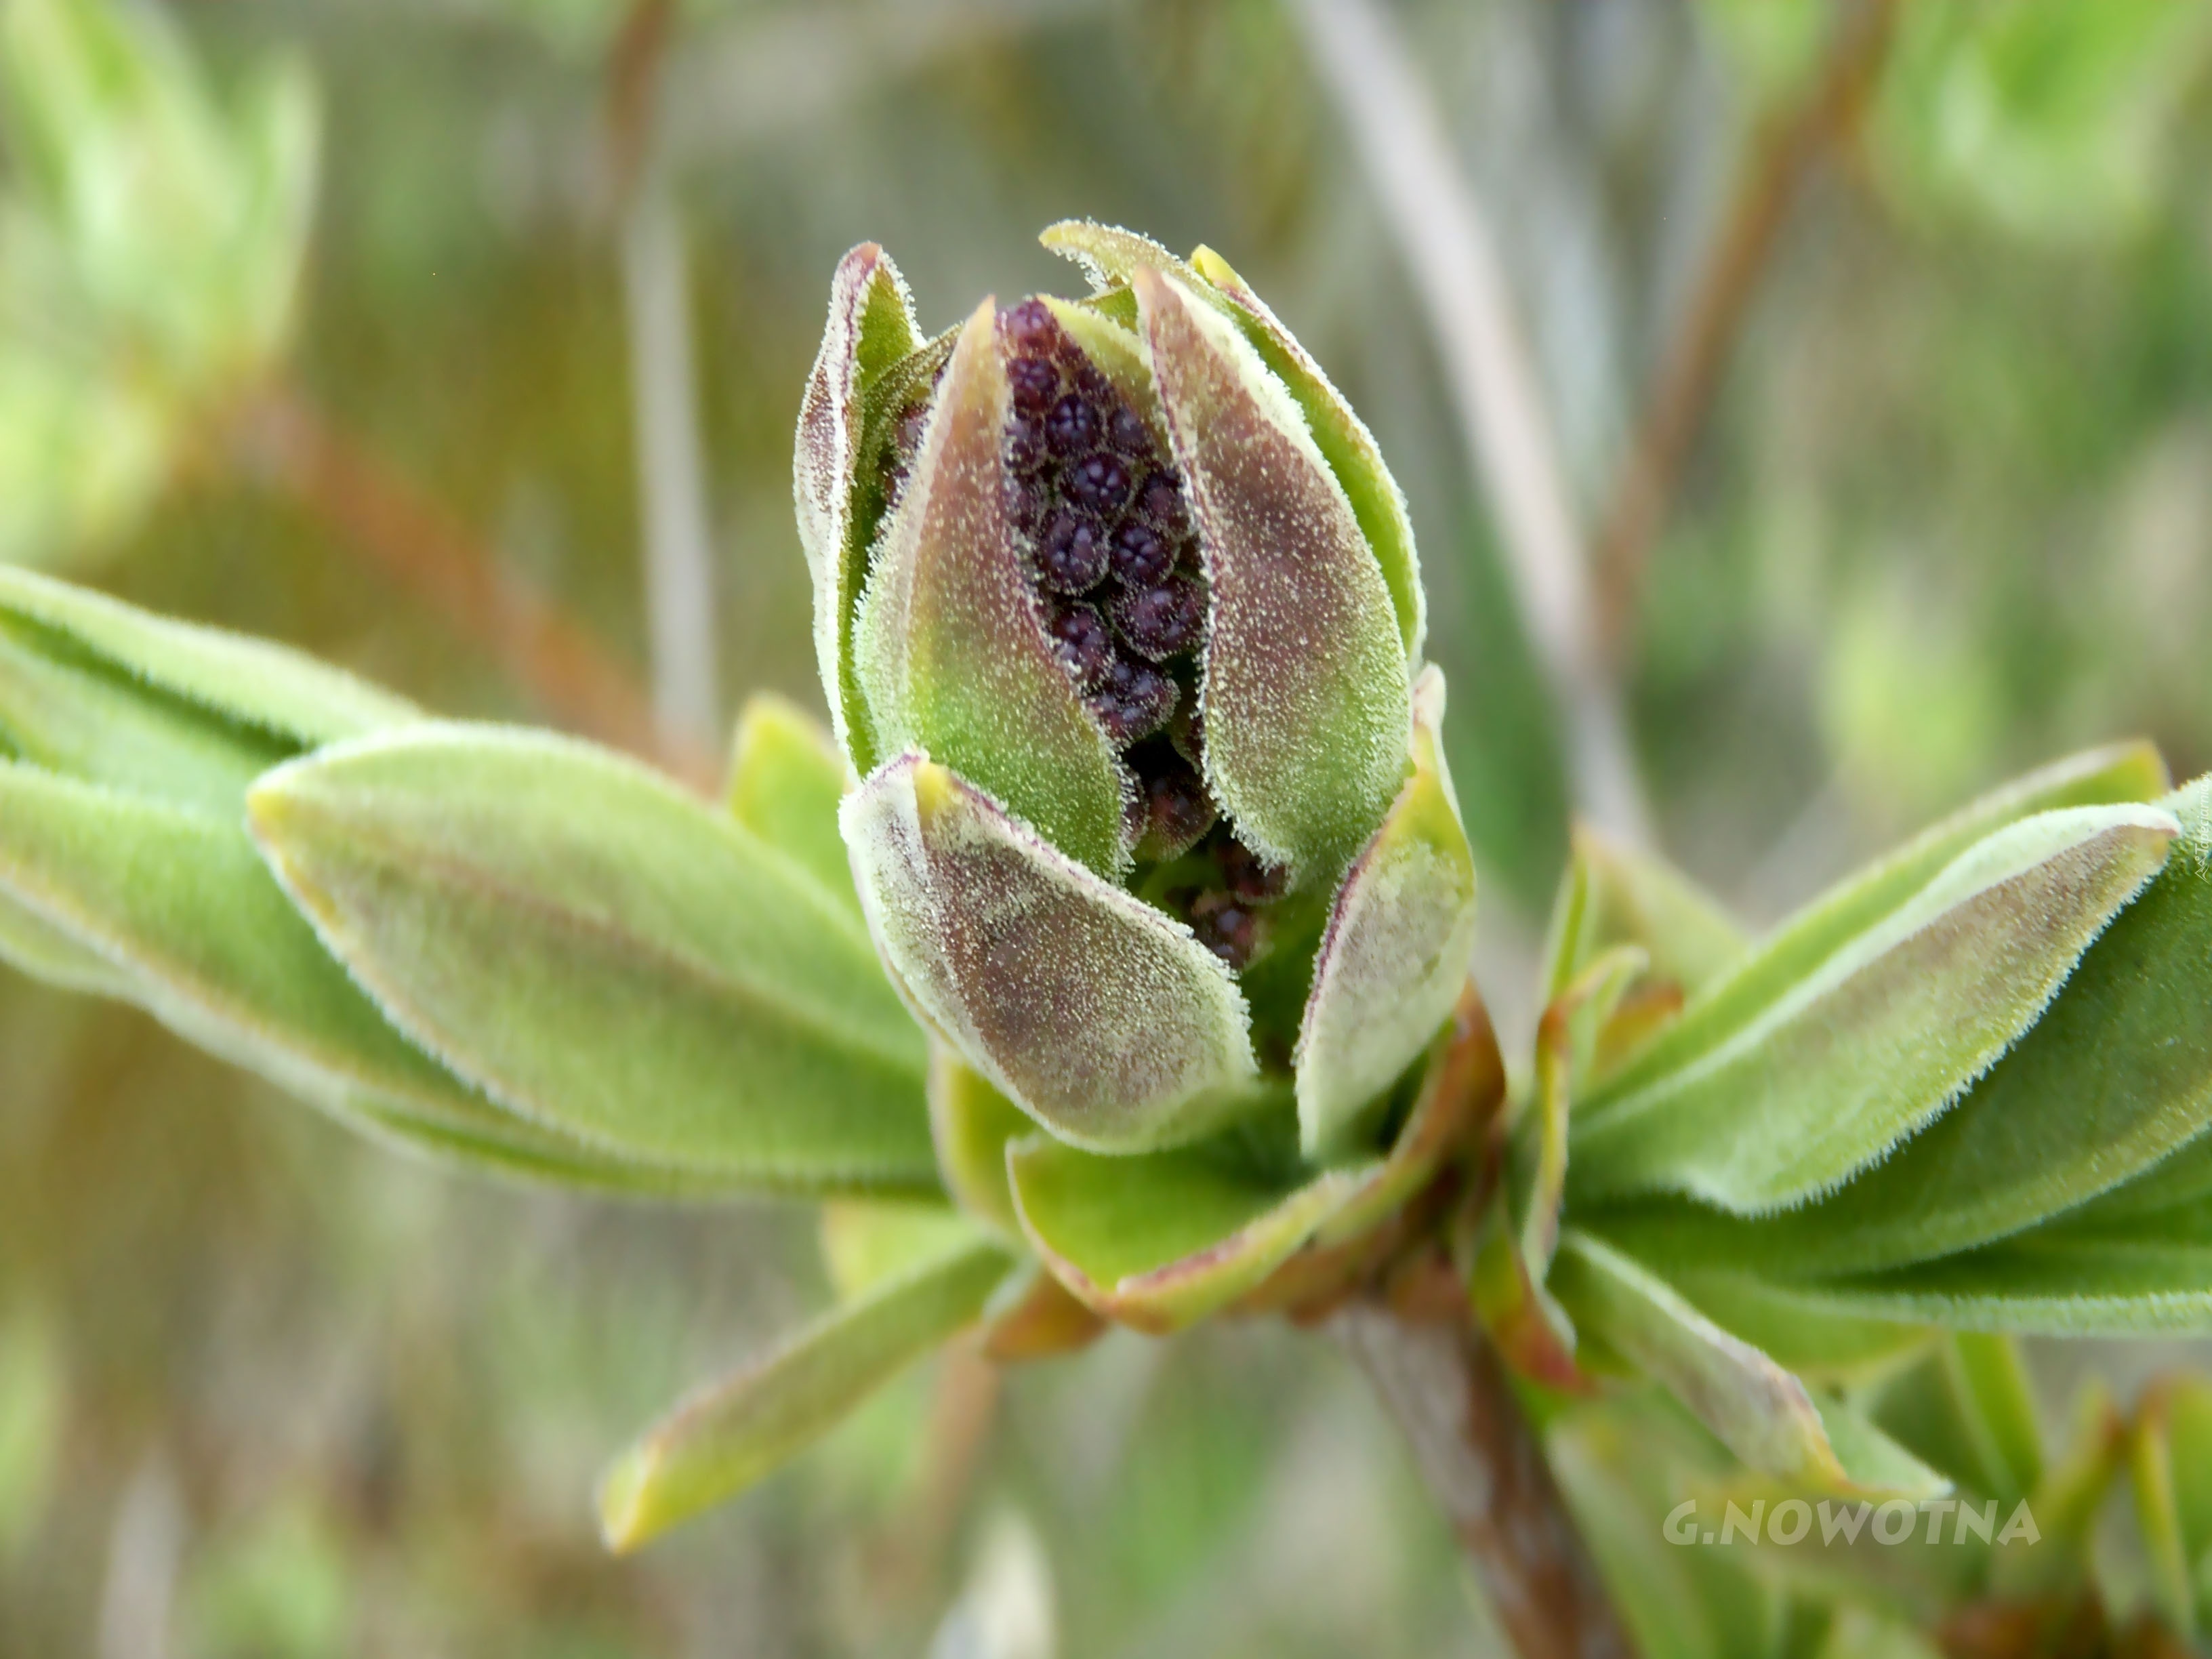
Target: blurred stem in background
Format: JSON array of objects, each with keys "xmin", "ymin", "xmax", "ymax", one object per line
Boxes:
[
  {"xmin": 1288, "ymin": 0, "xmax": 1653, "ymax": 847},
  {"xmin": 612, "ymin": 0, "xmax": 723, "ymax": 752},
  {"xmin": 1590, "ymin": 0, "xmax": 1899, "ymax": 664}
]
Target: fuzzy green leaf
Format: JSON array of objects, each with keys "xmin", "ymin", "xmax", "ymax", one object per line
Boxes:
[
  {"xmin": 1782, "ymin": 1232, "xmax": 2212, "ymax": 1336},
  {"xmin": 1571, "ymin": 800, "xmax": 2176, "ymax": 1212},
  {"xmin": 599, "ymin": 1231, "xmax": 1012, "ymax": 1553},
  {"xmin": 841, "ymin": 752, "xmax": 1256, "ymax": 1153},
  {"xmin": 1551, "ymin": 1231, "xmax": 1944, "ymax": 1494},
  {"xmin": 1294, "ymin": 666, "xmax": 1475, "ymax": 1160},
  {"xmin": 1580, "ymin": 775, "xmax": 2212, "ymax": 1277},
  {"xmin": 1133, "ymin": 265, "xmax": 1410, "ymax": 882},
  {"xmin": 726, "ymin": 692, "xmax": 855, "ymax": 914},
  {"xmin": 0, "ymin": 565, "xmax": 416, "ymax": 790},
  {"xmin": 1187, "ymin": 246, "xmax": 1425, "ymax": 661},
  {"xmin": 796, "ymin": 243, "xmax": 920, "ymax": 768},
  {"xmin": 249, "ymin": 724, "xmax": 938, "ymax": 1195},
  {"xmin": 0, "ymin": 760, "xmax": 690, "ymax": 1187},
  {"xmin": 851, "ymin": 299, "xmax": 1128, "ymax": 876},
  {"xmin": 1006, "ymin": 1118, "xmax": 1357, "ymax": 1333}
]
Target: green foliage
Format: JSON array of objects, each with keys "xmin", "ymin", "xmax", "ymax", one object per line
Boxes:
[
  {"xmin": 0, "ymin": 0, "xmax": 316, "ymax": 565},
  {"xmin": 598, "ymin": 1229, "xmax": 1012, "ymax": 1553},
  {"xmin": 249, "ymin": 723, "xmax": 938, "ymax": 1193}
]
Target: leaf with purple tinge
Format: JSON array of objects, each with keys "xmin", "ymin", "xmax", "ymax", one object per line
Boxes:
[
  {"xmin": 795, "ymin": 244, "xmax": 920, "ymax": 769},
  {"xmin": 1133, "ymin": 266, "xmax": 1410, "ymax": 882},
  {"xmin": 851, "ymin": 300, "xmax": 1129, "ymax": 878},
  {"xmin": 1295, "ymin": 666, "xmax": 1476, "ymax": 1161},
  {"xmin": 842, "ymin": 752, "xmax": 1257, "ymax": 1153},
  {"xmin": 1189, "ymin": 247, "xmax": 1424, "ymax": 661}
]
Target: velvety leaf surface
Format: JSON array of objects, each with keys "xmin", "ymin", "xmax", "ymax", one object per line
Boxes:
[
  {"xmin": 0, "ymin": 564, "xmax": 416, "ymax": 747},
  {"xmin": 926, "ymin": 1046, "xmax": 1030, "ymax": 1237},
  {"xmin": 1784, "ymin": 1236, "xmax": 2212, "ymax": 1334},
  {"xmin": 796, "ymin": 243, "xmax": 919, "ymax": 767},
  {"xmin": 851, "ymin": 300, "xmax": 1127, "ymax": 876},
  {"xmin": 1187, "ymin": 246, "xmax": 1424, "ymax": 660},
  {"xmin": 817, "ymin": 1200, "xmax": 979, "ymax": 1300},
  {"xmin": 250, "ymin": 724, "xmax": 938, "ymax": 1194},
  {"xmin": 1662, "ymin": 1271, "xmax": 1931, "ymax": 1379},
  {"xmin": 841, "ymin": 752, "xmax": 1255, "ymax": 1153},
  {"xmin": 1006, "ymin": 1122, "xmax": 1359, "ymax": 1332},
  {"xmin": 1571, "ymin": 800, "xmax": 2176, "ymax": 1212},
  {"xmin": 1038, "ymin": 220, "xmax": 1194, "ymax": 293},
  {"xmin": 598, "ymin": 1233, "xmax": 1012, "ymax": 1553},
  {"xmin": 0, "ymin": 760, "xmax": 677, "ymax": 1185},
  {"xmin": 1134, "ymin": 265, "xmax": 1410, "ymax": 881},
  {"xmin": 1550, "ymin": 1229, "xmax": 1853, "ymax": 1489},
  {"xmin": 1294, "ymin": 666, "xmax": 1475, "ymax": 1160},
  {"xmin": 1582, "ymin": 775, "xmax": 2212, "ymax": 1276},
  {"xmin": 725, "ymin": 692, "xmax": 856, "ymax": 914}
]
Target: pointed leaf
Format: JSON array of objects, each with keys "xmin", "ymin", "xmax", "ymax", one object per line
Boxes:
[
  {"xmin": 796, "ymin": 243, "xmax": 920, "ymax": 765},
  {"xmin": 1189, "ymin": 245, "xmax": 1424, "ymax": 659},
  {"xmin": 841, "ymin": 752, "xmax": 1255, "ymax": 1153},
  {"xmin": 851, "ymin": 299, "xmax": 1128, "ymax": 876},
  {"xmin": 1658, "ymin": 1270, "xmax": 1932, "ymax": 1378},
  {"xmin": 0, "ymin": 565, "xmax": 415, "ymax": 749},
  {"xmin": 1549, "ymin": 1230, "xmax": 1857, "ymax": 1490},
  {"xmin": 249, "ymin": 724, "xmax": 937, "ymax": 1194},
  {"xmin": 599, "ymin": 1232, "xmax": 1012, "ymax": 1553},
  {"xmin": 1572, "ymin": 801, "xmax": 2177, "ymax": 1212},
  {"xmin": 726, "ymin": 693, "xmax": 855, "ymax": 914},
  {"xmin": 1544, "ymin": 825, "xmax": 1750, "ymax": 1005},
  {"xmin": 1582, "ymin": 775, "xmax": 2212, "ymax": 1277},
  {"xmin": 1807, "ymin": 1235, "xmax": 2212, "ymax": 1335},
  {"xmin": 1038, "ymin": 220, "xmax": 1195, "ymax": 292},
  {"xmin": 1295, "ymin": 666, "xmax": 1476, "ymax": 1160},
  {"xmin": 1006, "ymin": 1120, "xmax": 1360, "ymax": 1333},
  {"xmin": 1133, "ymin": 265, "xmax": 1410, "ymax": 880},
  {"xmin": 0, "ymin": 759, "xmax": 687, "ymax": 1187}
]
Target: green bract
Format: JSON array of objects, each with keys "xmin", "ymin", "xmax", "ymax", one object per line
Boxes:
[{"xmin": 808, "ymin": 222, "xmax": 1471, "ymax": 1163}]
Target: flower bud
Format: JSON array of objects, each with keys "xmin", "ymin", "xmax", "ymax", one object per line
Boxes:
[{"xmin": 802, "ymin": 224, "xmax": 1477, "ymax": 1156}]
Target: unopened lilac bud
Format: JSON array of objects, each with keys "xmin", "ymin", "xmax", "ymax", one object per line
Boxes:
[{"xmin": 808, "ymin": 224, "xmax": 1474, "ymax": 1158}]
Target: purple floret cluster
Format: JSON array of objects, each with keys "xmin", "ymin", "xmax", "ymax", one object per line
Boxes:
[{"xmin": 997, "ymin": 299, "xmax": 1204, "ymax": 747}]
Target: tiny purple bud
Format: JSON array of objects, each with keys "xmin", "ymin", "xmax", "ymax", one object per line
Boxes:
[
  {"xmin": 1109, "ymin": 572, "xmax": 1206, "ymax": 660},
  {"xmin": 1218, "ymin": 838, "xmax": 1289, "ymax": 903},
  {"xmin": 1002, "ymin": 298, "xmax": 1059, "ymax": 355},
  {"xmin": 1088, "ymin": 655, "xmax": 1177, "ymax": 743},
  {"xmin": 1037, "ymin": 512, "xmax": 1111, "ymax": 594},
  {"xmin": 1008, "ymin": 354, "xmax": 1060, "ymax": 414},
  {"xmin": 1109, "ymin": 520, "xmax": 1174, "ymax": 588},
  {"xmin": 1046, "ymin": 601, "xmax": 1115, "ymax": 687},
  {"xmin": 1107, "ymin": 404, "xmax": 1153, "ymax": 456},
  {"xmin": 1136, "ymin": 469, "xmax": 1189, "ymax": 537},
  {"xmin": 1046, "ymin": 393, "xmax": 1102, "ymax": 457},
  {"xmin": 1189, "ymin": 891, "xmax": 1260, "ymax": 969},
  {"xmin": 1131, "ymin": 747, "xmax": 1218, "ymax": 861},
  {"xmin": 1064, "ymin": 451, "xmax": 1134, "ymax": 517}
]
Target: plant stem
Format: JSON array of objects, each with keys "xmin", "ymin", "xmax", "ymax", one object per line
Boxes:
[
  {"xmin": 1332, "ymin": 1260, "xmax": 1636, "ymax": 1659},
  {"xmin": 1589, "ymin": 0, "xmax": 1898, "ymax": 657}
]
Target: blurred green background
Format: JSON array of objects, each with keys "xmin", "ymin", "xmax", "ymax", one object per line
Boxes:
[{"xmin": 4, "ymin": 0, "xmax": 2212, "ymax": 1652}]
